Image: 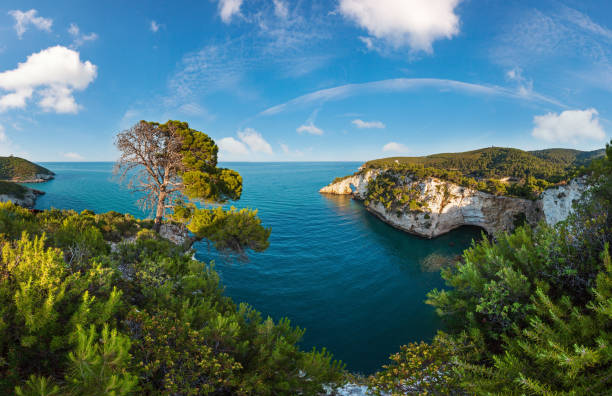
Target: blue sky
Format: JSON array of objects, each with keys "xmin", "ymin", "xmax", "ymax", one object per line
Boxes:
[{"xmin": 0, "ymin": 0, "xmax": 610, "ymax": 162}]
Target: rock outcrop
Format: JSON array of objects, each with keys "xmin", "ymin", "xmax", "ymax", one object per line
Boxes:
[
  {"xmin": 10, "ymin": 173, "xmax": 55, "ymax": 183},
  {"xmin": 0, "ymin": 188, "xmax": 44, "ymax": 208},
  {"xmin": 320, "ymin": 172, "xmax": 587, "ymax": 238}
]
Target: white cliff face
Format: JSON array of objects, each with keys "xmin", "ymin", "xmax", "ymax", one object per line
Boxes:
[
  {"xmin": 366, "ymin": 177, "xmax": 539, "ymax": 238},
  {"xmin": 320, "ymin": 172, "xmax": 585, "ymax": 238},
  {"xmin": 319, "ymin": 170, "xmax": 377, "ymax": 197},
  {"xmin": 540, "ymin": 178, "xmax": 587, "ymax": 225}
]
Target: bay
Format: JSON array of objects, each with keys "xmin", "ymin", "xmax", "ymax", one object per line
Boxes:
[{"xmin": 26, "ymin": 162, "xmax": 480, "ymax": 374}]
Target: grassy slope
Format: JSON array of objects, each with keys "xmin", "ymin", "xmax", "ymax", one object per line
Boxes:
[
  {"xmin": 362, "ymin": 147, "xmax": 604, "ymax": 181},
  {"xmin": 0, "ymin": 156, "xmax": 54, "ymax": 181},
  {"xmin": 0, "ymin": 181, "xmax": 28, "ymax": 199}
]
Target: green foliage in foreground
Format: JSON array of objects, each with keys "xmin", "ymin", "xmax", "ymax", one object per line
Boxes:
[
  {"xmin": 0, "ymin": 181, "xmax": 28, "ymax": 199},
  {"xmin": 0, "ymin": 156, "xmax": 53, "ymax": 181},
  {"xmin": 0, "ymin": 204, "xmax": 344, "ymax": 395},
  {"xmin": 369, "ymin": 142, "xmax": 612, "ymax": 395}
]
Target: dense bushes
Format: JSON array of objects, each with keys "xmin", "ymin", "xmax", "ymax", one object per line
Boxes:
[
  {"xmin": 0, "ymin": 203, "xmax": 344, "ymax": 395},
  {"xmin": 369, "ymin": 141, "xmax": 612, "ymax": 395}
]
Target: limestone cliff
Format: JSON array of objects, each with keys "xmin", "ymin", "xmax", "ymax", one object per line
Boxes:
[
  {"xmin": 0, "ymin": 187, "xmax": 44, "ymax": 208},
  {"xmin": 320, "ymin": 172, "xmax": 586, "ymax": 238}
]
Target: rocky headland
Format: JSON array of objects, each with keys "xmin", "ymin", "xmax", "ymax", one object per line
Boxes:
[
  {"xmin": 0, "ymin": 156, "xmax": 55, "ymax": 207},
  {"xmin": 320, "ymin": 172, "xmax": 586, "ymax": 238},
  {"xmin": 320, "ymin": 147, "xmax": 598, "ymax": 238}
]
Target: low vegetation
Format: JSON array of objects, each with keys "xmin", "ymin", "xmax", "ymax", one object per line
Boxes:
[
  {"xmin": 367, "ymin": 141, "xmax": 612, "ymax": 395},
  {"xmin": 0, "ymin": 156, "xmax": 54, "ymax": 181},
  {"xmin": 0, "ymin": 204, "xmax": 344, "ymax": 395},
  {"xmin": 0, "ymin": 181, "xmax": 28, "ymax": 199}
]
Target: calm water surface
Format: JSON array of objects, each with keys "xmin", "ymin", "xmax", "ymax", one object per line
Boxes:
[{"xmin": 26, "ymin": 162, "xmax": 480, "ymax": 374}]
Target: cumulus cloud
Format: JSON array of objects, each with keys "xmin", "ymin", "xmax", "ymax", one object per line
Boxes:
[
  {"xmin": 150, "ymin": 20, "xmax": 160, "ymax": 32},
  {"xmin": 218, "ymin": 0, "xmax": 243, "ymax": 23},
  {"xmin": 382, "ymin": 142, "xmax": 409, "ymax": 153},
  {"xmin": 237, "ymin": 128, "xmax": 273, "ymax": 153},
  {"xmin": 0, "ymin": 46, "xmax": 97, "ymax": 113},
  {"xmin": 64, "ymin": 152, "xmax": 84, "ymax": 160},
  {"xmin": 8, "ymin": 9, "xmax": 52, "ymax": 39},
  {"xmin": 352, "ymin": 119, "xmax": 385, "ymax": 129},
  {"xmin": 68, "ymin": 23, "xmax": 98, "ymax": 48},
  {"xmin": 218, "ymin": 137, "xmax": 249, "ymax": 155},
  {"xmin": 532, "ymin": 108, "xmax": 606, "ymax": 143},
  {"xmin": 297, "ymin": 123, "xmax": 323, "ymax": 135},
  {"xmin": 218, "ymin": 128, "xmax": 273, "ymax": 158},
  {"xmin": 338, "ymin": 0, "xmax": 461, "ymax": 52}
]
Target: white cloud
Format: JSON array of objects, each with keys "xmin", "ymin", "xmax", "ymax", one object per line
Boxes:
[
  {"xmin": 261, "ymin": 78, "xmax": 563, "ymax": 116},
  {"xmin": 297, "ymin": 123, "xmax": 324, "ymax": 135},
  {"xmin": 352, "ymin": 119, "xmax": 385, "ymax": 129},
  {"xmin": 218, "ymin": 0, "xmax": 243, "ymax": 23},
  {"xmin": 63, "ymin": 152, "xmax": 84, "ymax": 160},
  {"xmin": 382, "ymin": 142, "xmax": 409, "ymax": 153},
  {"xmin": 532, "ymin": 108, "xmax": 606, "ymax": 143},
  {"xmin": 338, "ymin": 0, "xmax": 461, "ymax": 52},
  {"xmin": 0, "ymin": 46, "xmax": 97, "ymax": 113},
  {"xmin": 273, "ymin": 0, "xmax": 289, "ymax": 18},
  {"xmin": 237, "ymin": 128, "xmax": 273, "ymax": 154},
  {"xmin": 68, "ymin": 23, "xmax": 98, "ymax": 48},
  {"xmin": 150, "ymin": 20, "xmax": 160, "ymax": 32},
  {"xmin": 218, "ymin": 128, "xmax": 273, "ymax": 159},
  {"xmin": 8, "ymin": 9, "xmax": 52, "ymax": 39},
  {"xmin": 218, "ymin": 137, "xmax": 249, "ymax": 155},
  {"xmin": 280, "ymin": 143, "xmax": 290, "ymax": 153}
]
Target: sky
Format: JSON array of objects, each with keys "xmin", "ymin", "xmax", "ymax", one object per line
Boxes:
[{"xmin": 0, "ymin": 0, "xmax": 611, "ymax": 162}]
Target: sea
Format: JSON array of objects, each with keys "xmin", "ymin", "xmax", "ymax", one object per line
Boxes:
[{"xmin": 25, "ymin": 162, "xmax": 481, "ymax": 374}]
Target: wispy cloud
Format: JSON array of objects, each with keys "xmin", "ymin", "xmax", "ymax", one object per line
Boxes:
[
  {"xmin": 382, "ymin": 142, "xmax": 409, "ymax": 154},
  {"xmin": 8, "ymin": 9, "xmax": 52, "ymax": 39},
  {"xmin": 492, "ymin": 6, "xmax": 612, "ymax": 91},
  {"xmin": 297, "ymin": 123, "xmax": 323, "ymax": 135},
  {"xmin": 63, "ymin": 152, "xmax": 84, "ymax": 160},
  {"xmin": 261, "ymin": 78, "xmax": 563, "ymax": 115},
  {"xmin": 68, "ymin": 23, "xmax": 98, "ymax": 48},
  {"xmin": 150, "ymin": 20, "xmax": 161, "ymax": 32},
  {"xmin": 218, "ymin": 0, "xmax": 243, "ymax": 23},
  {"xmin": 352, "ymin": 119, "xmax": 385, "ymax": 129}
]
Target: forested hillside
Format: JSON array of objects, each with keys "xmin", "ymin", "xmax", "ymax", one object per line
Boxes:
[
  {"xmin": 363, "ymin": 147, "xmax": 604, "ymax": 181},
  {"xmin": 0, "ymin": 156, "xmax": 54, "ymax": 181}
]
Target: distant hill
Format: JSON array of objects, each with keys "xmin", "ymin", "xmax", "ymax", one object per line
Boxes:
[
  {"xmin": 362, "ymin": 147, "xmax": 604, "ymax": 182},
  {"xmin": 0, "ymin": 156, "xmax": 54, "ymax": 182}
]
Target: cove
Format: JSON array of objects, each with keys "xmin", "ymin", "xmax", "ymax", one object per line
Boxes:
[{"xmin": 26, "ymin": 161, "xmax": 481, "ymax": 374}]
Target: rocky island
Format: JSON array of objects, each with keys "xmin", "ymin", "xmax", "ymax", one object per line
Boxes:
[
  {"xmin": 321, "ymin": 147, "xmax": 603, "ymax": 238},
  {"xmin": 0, "ymin": 156, "xmax": 54, "ymax": 208}
]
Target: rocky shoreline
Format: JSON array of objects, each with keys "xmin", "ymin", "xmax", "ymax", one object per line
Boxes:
[
  {"xmin": 0, "ymin": 187, "xmax": 45, "ymax": 209},
  {"xmin": 320, "ymin": 172, "xmax": 586, "ymax": 238},
  {"xmin": 4, "ymin": 173, "xmax": 55, "ymax": 183}
]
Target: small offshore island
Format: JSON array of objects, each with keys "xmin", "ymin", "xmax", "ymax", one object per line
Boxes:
[
  {"xmin": 0, "ymin": 156, "xmax": 55, "ymax": 208},
  {"xmin": 321, "ymin": 147, "xmax": 604, "ymax": 238}
]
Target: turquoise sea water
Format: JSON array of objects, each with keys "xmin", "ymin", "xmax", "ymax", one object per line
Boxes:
[{"xmin": 26, "ymin": 162, "xmax": 481, "ymax": 374}]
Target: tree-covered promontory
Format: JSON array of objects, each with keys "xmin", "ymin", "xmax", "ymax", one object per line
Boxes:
[{"xmin": 0, "ymin": 156, "xmax": 54, "ymax": 182}]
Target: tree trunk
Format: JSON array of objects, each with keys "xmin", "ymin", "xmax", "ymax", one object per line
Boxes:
[{"xmin": 153, "ymin": 191, "xmax": 167, "ymax": 233}]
